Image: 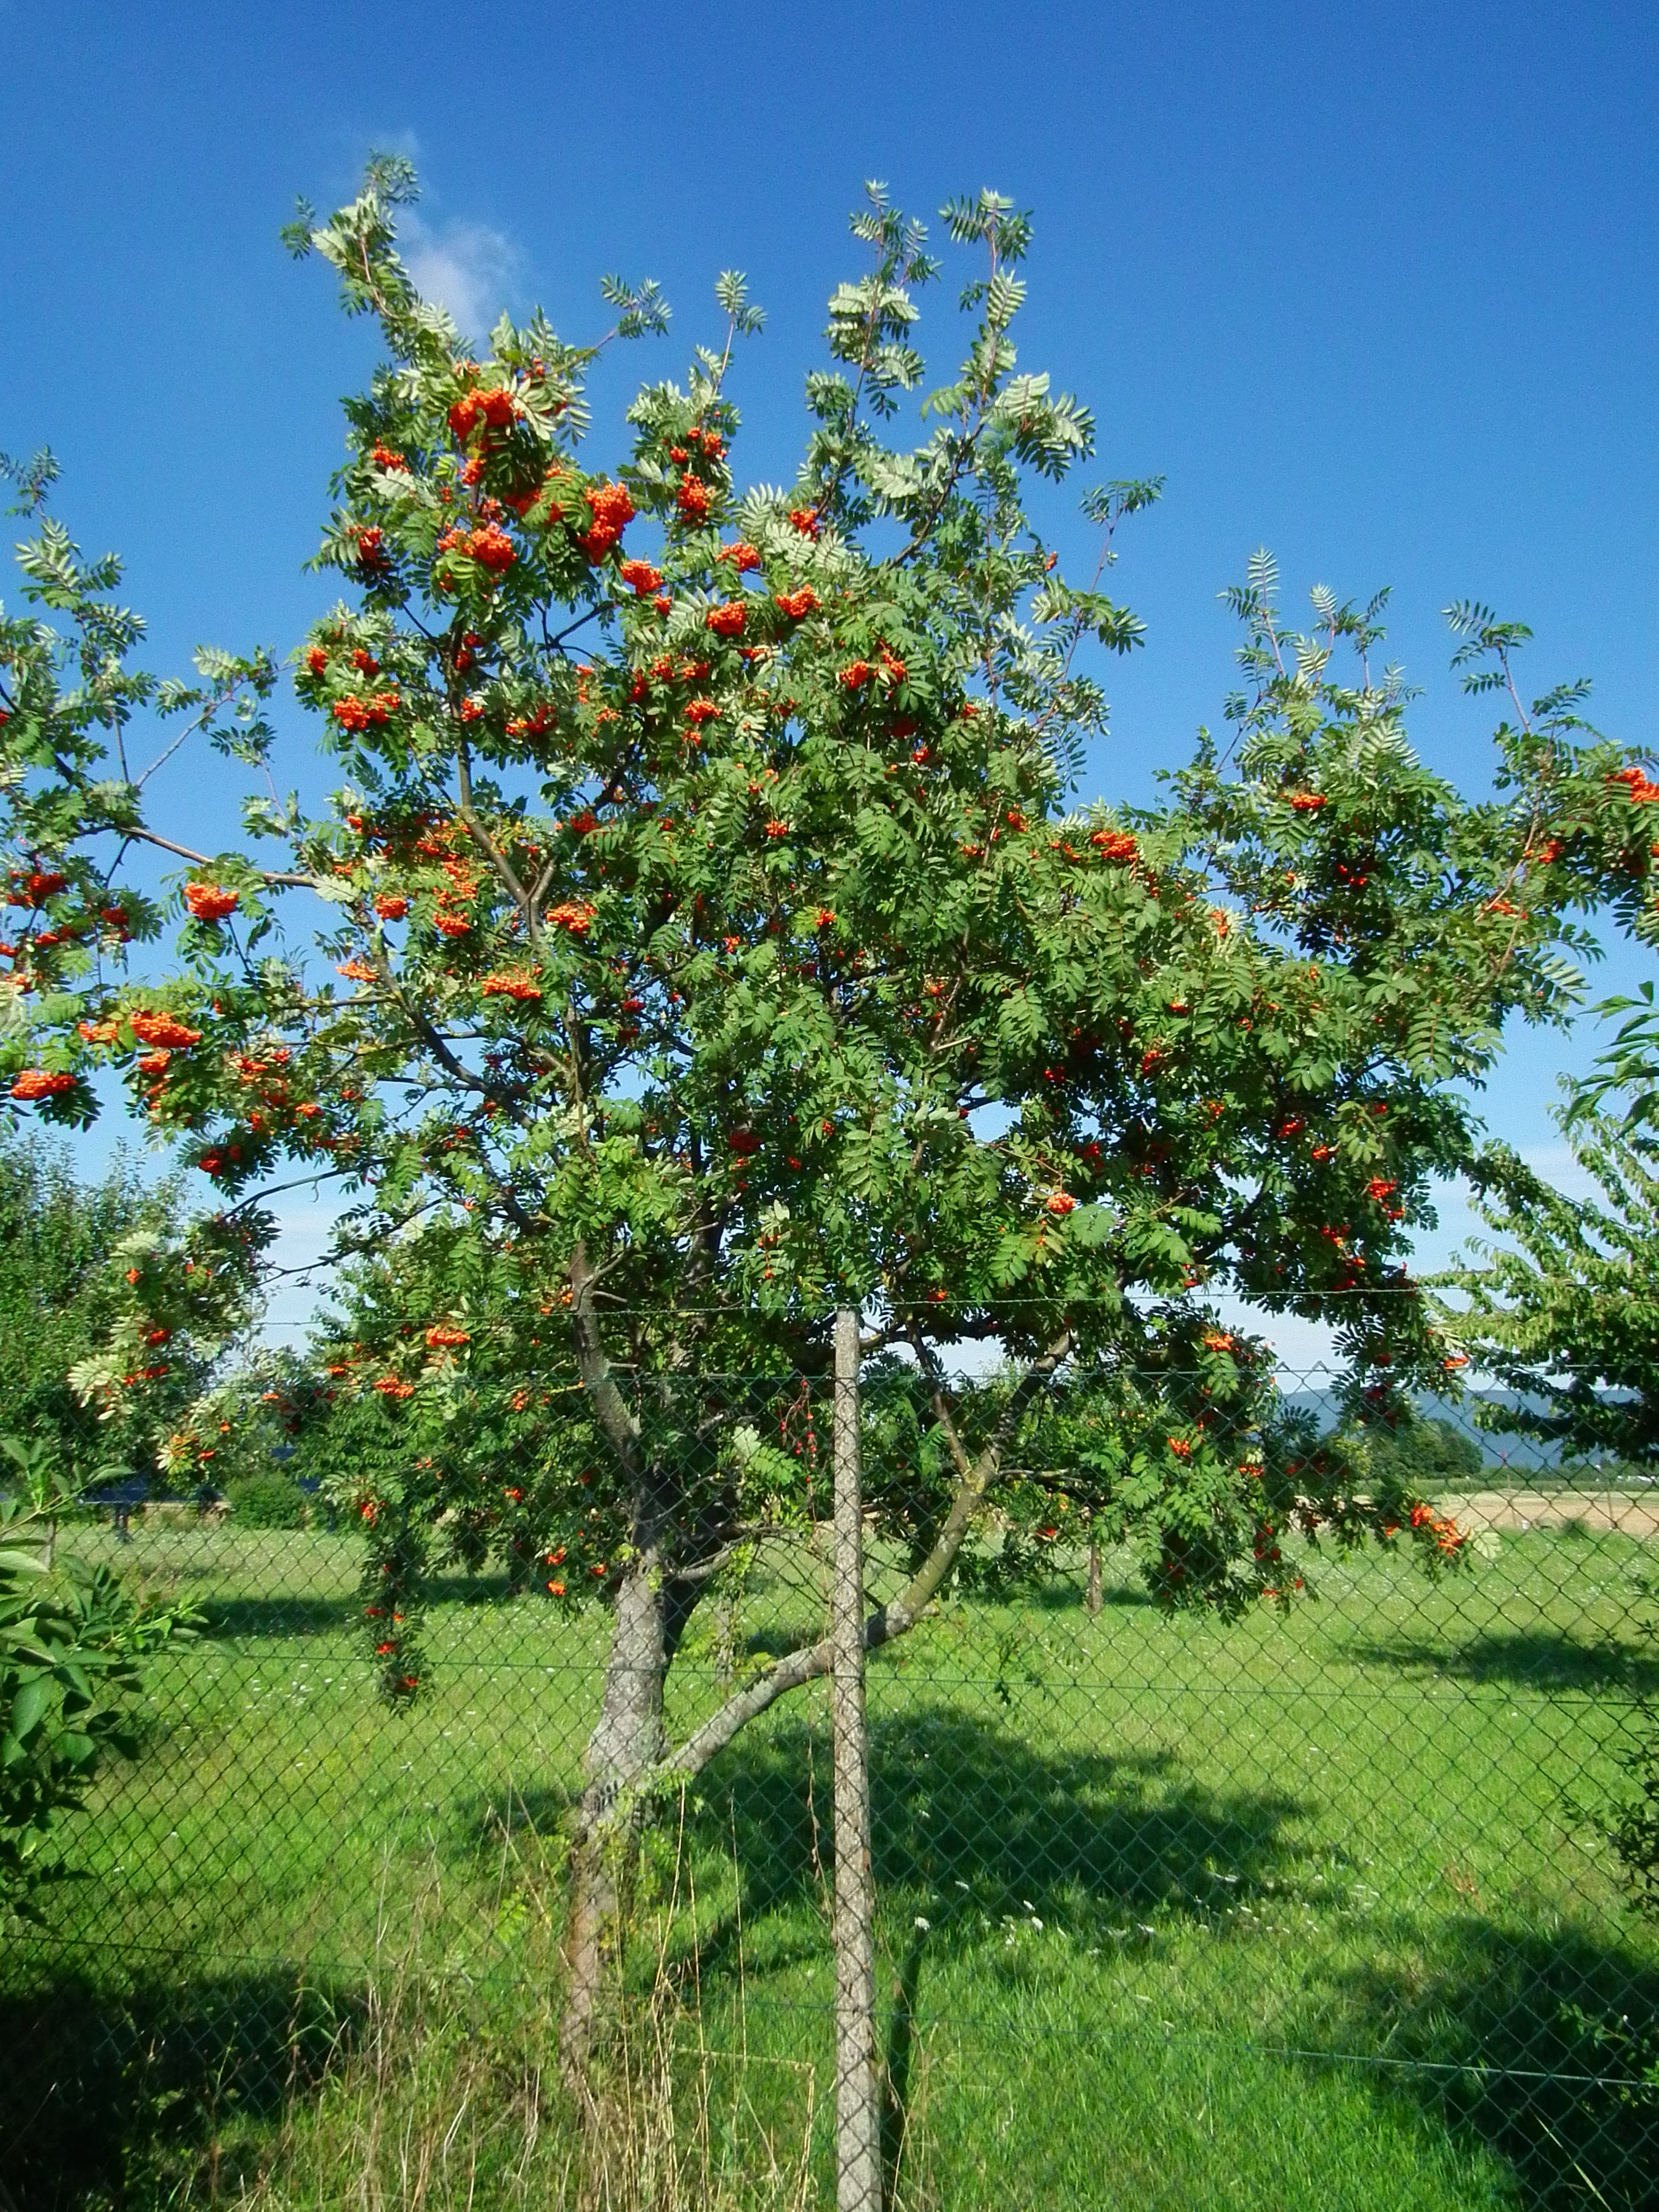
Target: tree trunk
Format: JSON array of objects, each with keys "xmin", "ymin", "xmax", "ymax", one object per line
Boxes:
[
  {"xmin": 1086, "ymin": 1538, "xmax": 1102, "ymax": 1617},
  {"xmin": 558, "ymin": 1554, "xmax": 672, "ymax": 2079},
  {"xmin": 831, "ymin": 1308, "xmax": 882, "ymax": 2212},
  {"xmin": 552, "ymin": 1326, "xmax": 1074, "ymax": 2085}
]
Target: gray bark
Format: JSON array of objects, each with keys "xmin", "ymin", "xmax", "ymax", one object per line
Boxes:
[
  {"xmin": 558, "ymin": 1553, "xmax": 671, "ymax": 2080},
  {"xmin": 552, "ymin": 1316, "xmax": 1073, "ymax": 2096},
  {"xmin": 832, "ymin": 1307, "xmax": 882, "ymax": 2212}
]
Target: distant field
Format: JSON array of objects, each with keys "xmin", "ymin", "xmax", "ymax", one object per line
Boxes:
[
  {"xmin": 1439, "ymin": 1489, "xmax": 1659, "ymax": 1536},
  {"xmin": 5, "ymin": 1512, "xmax": 1658, "ymax": 2210}
]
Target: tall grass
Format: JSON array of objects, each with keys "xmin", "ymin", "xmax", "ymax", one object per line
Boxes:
[
  {"xmin": 222, "ymin": 1793, "xmax": 846, "ymax": 2212},
  {"xmin": 238, "ymin": 1929, "xmax": 817, "ymax": 2210}
]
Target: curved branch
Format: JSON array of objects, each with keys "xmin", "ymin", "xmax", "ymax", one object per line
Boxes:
[
  {"xmin": 124, "ymin": 825, "xmax": 314, "ymax": 889},
  {"xmin": 569, "ymin": 1239, "xmax": 643, "ymax": 1478},
  {"xmin": 658, "ymin": 1328, "xmax": 1071, "ymax": 1783}
]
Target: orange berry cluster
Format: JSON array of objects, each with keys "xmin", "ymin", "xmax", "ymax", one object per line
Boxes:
[
  {"xmin": 333, "ymin": 691, "xmax": 401, "ymax": 732},
  {"xmin": 184, "ymin": 882, "xmax": 238, "ymax": 922},
  {"xmin": 130, "ymin": 1011, "xmax": 203, "ymax": 1050},
  {"xmin": 448, "ymin": 386, "xmax": 518, "ymax": 441},
  {"xmin": 481, "ymin": 971, "xmax": 543, "ymax": 1001},
  {"xmin": 577, "ymin": 482, "xmax": 635, "ymax": 561},
  {"xmin": 10, "ymin": 1068, "xmax": 73, "ymax": 1100}
]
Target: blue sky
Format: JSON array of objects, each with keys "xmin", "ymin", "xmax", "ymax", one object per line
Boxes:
[{"xmin": 4, "ymin": 0, "xmax": 1657, "ymax": 1343}]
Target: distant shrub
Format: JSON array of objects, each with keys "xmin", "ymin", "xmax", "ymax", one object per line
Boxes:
[
  {"xmin": 1369, "ymin": 1414, "xmax": 1485, "ymax": 1489},
  {"xmin": 224, "ymin": 1472, "xmax": 307, "ymax": 1530}
]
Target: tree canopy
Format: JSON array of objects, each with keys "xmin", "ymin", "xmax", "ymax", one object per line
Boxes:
[
  {"xmin": 6, "ymin": 158, "xmax": 1658, "ymax": 2058},
  {"xmin": 0, "ymin": 1128, "xmax": 198, "ymax": 1490}
]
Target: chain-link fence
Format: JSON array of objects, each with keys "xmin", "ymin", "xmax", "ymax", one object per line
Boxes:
[{"xmin": 4, "ymin": 1336, "xmax": 1657, "ymax": 2211}]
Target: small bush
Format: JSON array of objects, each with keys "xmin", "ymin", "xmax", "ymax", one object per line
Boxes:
[
  {"xmin": 2, "ymin": 1460, "xmax": 196, "ymax": 1909},
  {"xmin": 225, "ymin": 1472, "xmax": 309, "ymax": 1530}
]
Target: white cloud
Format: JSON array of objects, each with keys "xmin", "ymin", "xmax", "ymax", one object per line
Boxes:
[{"xmin": 401, "ymin": 213, "xmax": 517, "ymax": 341}]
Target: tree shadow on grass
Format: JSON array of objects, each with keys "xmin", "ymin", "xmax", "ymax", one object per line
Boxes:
[
  {"xmin": 474, "ymin": 1706, "xmax": 1306, "ymax": 2022},
  {"xmin": 691, "ymin": 1704, "xmax": 1305, "ymax": 1963},
  {"xmin": 742, "ymin": 1622, "xmax": 826, "ymax": 1662},
  {"xmin": 195, "ymin": 1569, "xmax": 514, "ymax": 1647},
  {"xmin": 1345, "ymin": 1628, "xmax": 1659, "ymax": 1697},
  {"xmin": 443, "ymin": 1778, "xmax": 580, "ymax": 1883},
  {"xmin": 1022, "ymin": 1575, "xmax": 1156, "ymax": 1614},
  {"xmin": 0, "ymin": 1965, "xmax": 357, "ymax": 2212},
  {"xmin": 192, "ymin": 1592, "xmax": 363, "ymax": 1641},
  {"xmin": 1313, "ymin": 1914, "xmax": 1659, "ymax": 2212},
  {"xmin": 677, "ymin": 1709, "xmax": 1306, "ymax": 2202}
]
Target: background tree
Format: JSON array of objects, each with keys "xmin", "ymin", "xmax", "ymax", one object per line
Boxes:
[
  {"xmin": 1435, "ymin": 599, "xmax": 1659, "ymax": 1465},
  {"xmin": 0, "ymin": 1127, "xmax": 204, "ymax": 1495},
  {"xmin": 5, "ymin": 160, "xmax": 1656, "ymax": 2064},
  {"xmin": 1445, "ymin": 1112, "xmax": 1659, "ymax": 1466},
  {"xmin": 1366, "ymin": 1410, "xmax": 1485, "ymax": 1489}
]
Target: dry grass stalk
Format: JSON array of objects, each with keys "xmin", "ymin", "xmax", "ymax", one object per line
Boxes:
[{"xmin": 234, "ymin": 1814, "xmax": 823, "ymax": 2212}]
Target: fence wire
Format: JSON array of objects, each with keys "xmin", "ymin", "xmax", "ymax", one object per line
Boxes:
[{"xmin": 3, "ymin": 1342, "xmax": 1658, "ymax": 2212}]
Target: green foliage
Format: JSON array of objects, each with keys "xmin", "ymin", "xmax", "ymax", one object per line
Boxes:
[
  {"xmin": 933, "ymin": 1325, "xmax": 1478, "ymax": 1612},
  {"xmin": 0, "ymin": 444, "xmax": 61, "ymax": 514},
  {"xmin": 4, "ymin": 156, "xmax": 1654, "ymax": 1761},
  {"xmin": 0, "ymin": 1128, "xmax": 198, "ymax": 1489},
  {"xmin": 155, "ymin": 1344, "xmax": 332, "ymax": 1493},
  {"xmin": 1572, "ymin": 977, "xmax": 1659, "ymax": 1140},
  {"xmin": 1444, "ymin": 1110, "xmax": 1659, "ymax": 1467},
  {"xmin": 0, "ymin": 1464, "xmax": 194, "ymax": 1908},
  {"xmin": 223, "ymin": 1470, "xmax": 308, "ymax": 1530},
  {"xmin": 1367, "ymin": 1414, "xmax": 1485, "ymax": 1490}
]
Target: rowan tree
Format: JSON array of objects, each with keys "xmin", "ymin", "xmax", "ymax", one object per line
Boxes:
[
  {"xmin": 4, "ymin": 159, "xmax": 1656, "ymax": 2062},
  {"xmin": 0, "ymin": 1128, "xmax": 202, "ymax": 1490}
]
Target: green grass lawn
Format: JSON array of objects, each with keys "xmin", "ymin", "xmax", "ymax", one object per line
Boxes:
[{"xmin": 4, "ymin": 1515, "xmax": 1657, "ymax": 2210}]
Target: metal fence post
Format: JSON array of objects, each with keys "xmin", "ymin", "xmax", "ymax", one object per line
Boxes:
[{"xmin": 833, "ymin": 1305, "xmax": 882, "ymax": 2212}]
